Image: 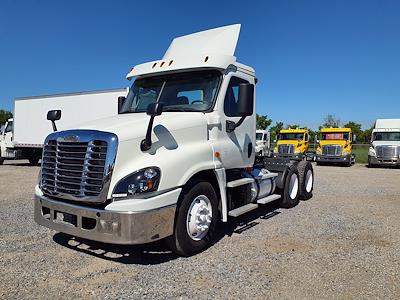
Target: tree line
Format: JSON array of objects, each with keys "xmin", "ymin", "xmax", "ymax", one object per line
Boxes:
[{"xmin": 257, "ymin": 114, "xmax": 373, "ymax": 143}]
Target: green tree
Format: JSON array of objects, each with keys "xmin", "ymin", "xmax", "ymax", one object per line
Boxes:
[
  {"xmin": 286, "ymin": 124, "xmax": 300, "ymax": 129},
  {"xmin": 270, "ymin": 121, "xmax": 284, "ymax": 141},
  {"xmin": 0, "ymin": 109, "xmax": 12, "ymax": 125},
  {"xmin": 343, "ymin": 121, "xmax": 363, "ymax": 143},
  {"xmin": 256, "ymin": 114, "xmax": 272, "ymax": 130},
  {"xmin": 321, "ymin": 114, "xmax": 340, "ymax": 128}
]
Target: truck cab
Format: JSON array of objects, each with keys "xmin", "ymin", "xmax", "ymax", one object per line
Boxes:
[
  {"xmin": 316, "ymin": 127, "xmax": 355, "ymax": 166},
  {"xmin": 368, "ymin": 119, "xmax": 400, "ymax": 167},
  {"xmin": 34, "ymin": 25, "xmax": 314, "ymax": 256},
  {"xmin": 273, "ymin": 128, "xmax": 309, "ymax": 160},
  {"xmin": 255, "ymin": 129, "xmax": 270, "ymax": 156},
  {"xmin": 0, "ymin": 118, "xmax": 14, "ymax": 165}
]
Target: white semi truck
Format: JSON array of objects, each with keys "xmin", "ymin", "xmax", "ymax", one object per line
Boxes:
[
  {"xmin": 34, "ymin": 25, "xmax": 314, "ymax": 256},
  {"xmin": 0, "ymin": 89, "xmax": 127, "ymax": 165},
  {"xmin": 255, "ymin": 129, "xmax": 270, "ymax": 156},
  {"xmin": 368, "ymin": 119, "xmax": 400, "ymax": 167}
]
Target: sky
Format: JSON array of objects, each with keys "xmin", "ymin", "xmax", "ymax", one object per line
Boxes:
[{"xmin": 0, "ymin": 0, "xmax": 399, "ymax": 130}]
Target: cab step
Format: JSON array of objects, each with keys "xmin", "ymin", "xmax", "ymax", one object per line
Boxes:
[
  {"xmin": 226, "ymin": 178, "xmax": 254, "ymax": 188},
  {"xmin": 228, "ymin": 203, "xmax": 258, "ymax": 217},
  {"xmin": 257, "ymin": 194, "xmax": 281, "ymax": 204}
]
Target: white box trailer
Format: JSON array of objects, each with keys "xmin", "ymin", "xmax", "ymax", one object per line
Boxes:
[{"xmin": 0, "ymin": 88, "xmax": 128, "ymax": 165}]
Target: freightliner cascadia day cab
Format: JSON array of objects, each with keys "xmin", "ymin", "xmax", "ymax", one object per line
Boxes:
[
  {"xmin": 34, "ymin": 25, "xmax": 315, "ymax": 256},
  {"xmin": 368, "ymin": 119, "xmax": 400, "ymax": 167},
  {"xmin": 255, "ymin": 129, "xmax": 270, "ymax": 156},
  {"xmin": 316, "ymin": 127, "xmax": 355, "ymax": 166},
  {"xmin": 0, "ymin": 89, "xmax": 127, "ymax": 165},
  {"xmin": 273, "ymin": 128, "xmax": 310, "ymax": 160}
]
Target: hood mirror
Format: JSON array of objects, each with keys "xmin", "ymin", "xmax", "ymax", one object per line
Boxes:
[
  {"xmin": 47, "ymin": 110, "xmax": 61, "ymax": 132},
  {"xmin": 141, "ymin": 103, "xmax": 164, "ymax": 151}
]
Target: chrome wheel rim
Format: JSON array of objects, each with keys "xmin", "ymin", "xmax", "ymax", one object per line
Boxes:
[
  {"xmin": 186, "ymin": 195, "xmax": 212, "ymax": 241},
  {"xmin": 305, "ymin": 169, "xmax": 313, "ymax": 193},
  {"xmin": 289, "ymin": 173, "xmax": 299, "ymax": 200}
]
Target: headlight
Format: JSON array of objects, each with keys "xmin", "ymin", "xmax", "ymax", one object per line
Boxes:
[
  {"xmin": 273, "ymin": 147, "xmax": 278, "ymax": 152},
  {"xmin": 342, "ymin": 151, "xmax": 349, "ymax": 155},
  {"xmin": 294, "ymin": 149, "xmax": 301, "ymax": 154},
  {"xmin": 112, "ymin": 167, "xmax": 161, "ymax": 199},
  {"xmin": 316, "ymin": 148, "xmax": 322, "ymax": 154}
]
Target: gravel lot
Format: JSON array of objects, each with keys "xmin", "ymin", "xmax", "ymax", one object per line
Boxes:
[{"xmin": 0, "ymin": 161, "xmax": 399, "ymax": 299}]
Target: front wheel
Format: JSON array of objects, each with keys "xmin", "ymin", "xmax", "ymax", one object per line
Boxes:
[
  {"xmin": 0, "ymin": 157, "xmax": 4, "ymax": 165},
  {"xmin": 28, "ymin": 156, "xmax": 39, "ymax": 166},
  {"xmin": 166, "ymin": 180, "xmax": 218, "ymax": 256}
]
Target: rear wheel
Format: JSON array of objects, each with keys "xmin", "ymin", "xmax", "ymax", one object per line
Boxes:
[
  {"xmin": 297, "ymin": 161, "xmax": 314, "ymax": 200},
  {"xmin": 0, "ymin": 150, "xmax": 4, "ymax": 165},
  {"xmin": 278, "ymin": 166, "xmax": 300, "ymax": 208},
  {"xmin": 166, "ymin": 180, "xmax": 218, "ymax": 256}
]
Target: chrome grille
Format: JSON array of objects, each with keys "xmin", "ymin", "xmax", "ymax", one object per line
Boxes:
[
  {"xmin": 322, "ymin": 145, "xmax": 342, "ymax": 156},
  {"xmin": 40, "ymin": 130, "xmax": 118, "ymax": 203},
  {"xmin": 278, "ymin": 144, "xmax": 294, "ymax": 155},
  {"xmin": 376, "ymin": 145, "xmax": 399, "ymax": 158}
]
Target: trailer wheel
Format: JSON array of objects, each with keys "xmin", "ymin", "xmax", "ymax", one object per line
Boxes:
[
  {"xmin": 166, "ymin": 179, "xmax": 218, "ymax": 256},
  {"xmin": 278, "ymin": 166, "xmax": 300, "ymax": 208},
  {"xmin": 297, "ymin": 161, "xmax": 314, "ymax": 200},
  {"xmin": 0, "ymin": 157, "xmax": 4, "ymax": 165}
]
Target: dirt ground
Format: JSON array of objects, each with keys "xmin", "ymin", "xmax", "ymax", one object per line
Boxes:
[{"xmin": 0, "ymin": 161, "xmax": 399, "ymax": 299}]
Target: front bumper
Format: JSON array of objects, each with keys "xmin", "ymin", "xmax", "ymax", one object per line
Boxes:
[
  {"xmin": 34, "ymin": 194, "xmax": 177, "ymax": 245},
  {"xmin": 273, "ymin": 153, "xmax": 303, "ymax": 161},
  {"xmin": 316, "ymin": 154, "xmax": 351, "ymax": 163},
  {"xmin": 369, "ymin": 155, "xmax": 400, "ymax": 166}
]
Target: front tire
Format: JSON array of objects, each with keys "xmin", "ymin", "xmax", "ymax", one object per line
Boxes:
[
  {"xmin": 167, "ymin": 180, "xmax": 218, "ymax": 256},
  {"xmin": 28, "ymin": 156, "xmax": 39, "ymax": 166}
]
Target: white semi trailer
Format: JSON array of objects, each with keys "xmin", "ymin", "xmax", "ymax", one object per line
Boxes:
[
  {"xmin": 34, "ymin": 25, "xmax": 314, "ymax": 256},
  {"xmin": 0, "ymin": 89, "xmax": 127, "ymax": 165},
  {"xmin": 368, "ymin": 119, "xmax": 400, "ymax": 167}
]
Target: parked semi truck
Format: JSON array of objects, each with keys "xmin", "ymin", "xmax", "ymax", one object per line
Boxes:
[
  {"xmin": 34, "ymin": 25, "xmax": 314, "ymax": 256},
  {"xmin": 316, "ymin": 127, "xmax": 355, "ymax": 166},
  {"xmin": 255, "ymin": 129, "xmax": 270, "ymax": 156},
  {"xmin": 273, "ymin": 128, "xmax": 310, "ymax": 160},
  {"xmin": 0, "ymin": 89, "xmax": 127, "ymax": 165},
  {"xmin": 368, "ymin": 119, "xmax": 400, "ymax": 167}
]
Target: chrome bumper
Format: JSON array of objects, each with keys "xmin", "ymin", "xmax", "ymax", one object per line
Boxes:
[
  {"xmin": 369, "ymin": 156, "xmax": 400, "ymax": 166},
  {"xmin": 34, "ymin": 195, "xmax": 176, "ymax": 244},
  {"xmin": 316, "ymin": 154, "xmax": 351, "ymax": 163}
]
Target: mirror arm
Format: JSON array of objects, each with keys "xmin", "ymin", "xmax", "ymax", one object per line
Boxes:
[
  {"xmin": 141, "ymin": 116, "xmax": 155, "ymax": 151},
  {"xmin": 226, "ymin": 116, "xmax": 246, "ymax": 133},
  {"xmin": 51, "ymin": 121, "xmax": 57, "ymax": 132}
]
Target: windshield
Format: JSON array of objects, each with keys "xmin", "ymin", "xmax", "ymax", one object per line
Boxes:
[
  {"xmin": 5, "ymin": 121, "xmax": 13, "ymax": 133},
  {"xmin": 373, "ymin": 131, "xmax": 400, "ymax": 141},
  {"xmin": 279, "ymin": 133, "xmax": 304, "ymax": 141},
  {"xmin": 120, "ymin": 71, "xmax": 221, "ymax": 113},
  {"xmin": 256, "ymin": 133, "xmax": 263, "ymax": 141},
  {"xmin": 321, "ymin": 132, "xmax": 349, "ymax": 140}
]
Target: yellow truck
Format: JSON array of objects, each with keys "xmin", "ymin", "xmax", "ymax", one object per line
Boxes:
[
  {"xmin": 273, "ymin": 128, "xmax": 310, "ymax": 160},
  {"xmin": 316, "ymin": 127, "xmax": 355, "ymax": 166}
]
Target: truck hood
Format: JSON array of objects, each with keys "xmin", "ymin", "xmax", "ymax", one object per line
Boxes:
[
  {"xmin": 74, "ymin": 112, "xmax": 207, "ymax": 142},
  {"xmin": 372, "ymin": 141, "xmax": 400, "ymax": 147}
]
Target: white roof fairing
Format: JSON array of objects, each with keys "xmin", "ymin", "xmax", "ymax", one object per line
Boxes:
[{"xmin": 126, "ymin": 24, "xmax": 243, "ymax": 79}]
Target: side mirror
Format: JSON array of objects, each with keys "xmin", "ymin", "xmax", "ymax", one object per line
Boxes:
[
  {"xmin": 141, "ymin": 102, "xmax": 164, "ymax": 151},
  {"xmin": 237, "ymin": 83, "xmax": 254, "ymax": 116},
  {"xmin": 118, "ymin": 96, "xmax": 126, "ymax": 114},
  {"xmin": 47, "ymin": 110, "xmax": 61, "ymax": 132},
  {"xmin": 147, "ymin": 102, "xmax": 164, "ymax": 116},
  {"xmin": 353, "ymin": 134, "xmax": 356, "ymax": 142}
]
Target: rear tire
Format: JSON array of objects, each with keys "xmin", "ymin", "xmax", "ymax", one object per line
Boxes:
[
  {"xmin": 166, "ymin": 180, "xmax": 218, "ymax": 257},
  {"xmin": 278, "ymin": 166, "xmax": 300, "ymax": 208},
  {"xmin": 0, "ymin": 157, "xmax": 4, "ymax": 165},
  {"xmin": 297, "ymin": 161, "xmax": 314, "ymax": 200}
]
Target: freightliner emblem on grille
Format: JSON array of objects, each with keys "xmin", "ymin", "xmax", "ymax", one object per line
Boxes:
[{"xmin": 60, "ymin": 135, "xmax": 79, "ymax": 142}]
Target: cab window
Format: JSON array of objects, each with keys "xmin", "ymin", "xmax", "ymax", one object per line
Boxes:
[{"xmin": 224, "ymin": 77, "xmax": 249, "ymax": 117}]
